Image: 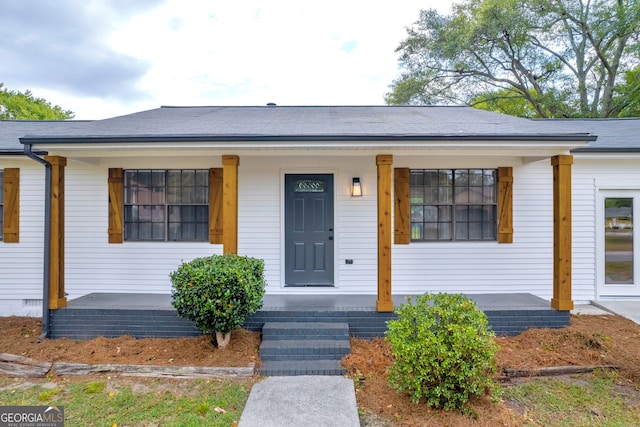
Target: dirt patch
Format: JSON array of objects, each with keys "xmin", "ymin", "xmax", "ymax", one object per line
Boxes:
[{"xmin": 0, "ymin": 317, "xmax": 260, "ymax": 368}]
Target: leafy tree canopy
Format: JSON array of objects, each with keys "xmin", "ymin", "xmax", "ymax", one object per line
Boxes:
[
  {"xmin": 386, "ymin": 0, "xmax": 640, "ymax": 118},
  {"xmin": 0, "ymin": 83, "xmax": 74, "ymax": 120}
]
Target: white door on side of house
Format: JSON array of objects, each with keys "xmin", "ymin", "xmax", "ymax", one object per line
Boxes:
[{"xmin": 598, "ymin": 190, "xmax": 640, "ymax": 297}]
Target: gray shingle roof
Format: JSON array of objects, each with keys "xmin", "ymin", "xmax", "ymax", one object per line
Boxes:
[
  {"xmin": 16, "ymin": 106, "xmax": 594, "ymax": 144},
  {"xmin": 539, "ymin": 118, "xmax": 640, "ymax": 152},
  {"xmin": 0, "ymin": 120, "xmax": 92, "ymax": 153}
]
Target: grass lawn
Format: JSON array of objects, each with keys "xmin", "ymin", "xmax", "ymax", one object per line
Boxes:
[
  {"xmin": 0, "ymin": 376, "xmax": 251, "ymax": 427},
  {"xmin": 503, "ymin": 370, "xmax": 640, "ymax": 426}
]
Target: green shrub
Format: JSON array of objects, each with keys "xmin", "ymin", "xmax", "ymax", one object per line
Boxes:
[
  {"xmin": 170, "ymin": 254, "xmax": 266, "ymax": 348},
  {"xmin": 385, "ymin": 293, "xmax": 499, "ymax": 410}
]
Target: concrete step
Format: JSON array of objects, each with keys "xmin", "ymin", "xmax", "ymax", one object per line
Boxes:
[
  {"xmin": 259, "ymin": 339, "xmax": 351, "ymax": 361},
  {"xmin": 261, "ymin": 322, "xmax": 350, "ymax": 340},
  {"xmin": 259, "ymin": 359, "xmax": 346, "ymax": 376}
]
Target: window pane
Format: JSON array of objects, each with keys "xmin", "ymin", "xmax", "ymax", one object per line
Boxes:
[
  {"xmin": 410, "ymin": 205, "xmax": 423, "ymax": 221},
  {"xmin": 182, "ymin": 186, "xmax": 195, "ymax": 204},
  {"xmin": 152, "ymin": 170, "xmax": 165, "ymax": 187},
  {"xmin": 410, "ymin": 170, "xmax": 424, "ymax": 186},
  {"xmin": 424, "ymin": 187, "xmax": 438, "ymax": 204},
  {"xmin": 469, "ymin": 169, "xmax": 483, "ymax": 186},
  {"xmin": 151, "ymin": 206, "xmax": 165, "ymax": 222},
  {"xmin": 184, "ymin": 206, "xmax": 196, "ymax": 222},
  {"xmin": 483, "ymin": 169, "xmax": 496, "ymax": 186},
  {"xmin": 137, "ymin": 170, "xmax": 152, "ymax": 188},
  {"xmin": 139, "ymin": 223, "xmax": 152, "ymax": 240},
  {"xmin": 124, "ymin": 222, "xmax": 138, "ymax": 240},
  {"xmin": 438, "ymin": 206, "xmax": 451, "ymax": 221},
  {"xmin": 455, "ymin": 206, "xmax": 468, "ymax": 221},
  {"xmin": 124, "ymin": 187, "xmax": 136, "ymax": 204},
  {"xmin": 410, "ymin": 187, "xmax": 424, "ymax": 204},
  {"xmin": 152, "ymin": 223, "xmax": 165, "ymax": 240},
  {"xmin": 483, "ymin": 221, "xmax": 496, "ymax": 240},
  {"xmin": 469, "ymin": 206, "xmax": 483, "ymax": 221},
  {"xmin": 196, "ymin": 223, "xmax": 208, "ymax": 240},
  {"xmin": 424, "ymin": 170, "xmax": 439, "ymax": 186},
  {"xmin": 195, "ymin": 186, "xmax": 208, "ymax": 204},
  {"xmin": 438, "ymin": 223, "xmax": 451, "ymax": 240},
  {"xmin": 469, "ymin": 188, "xmax": 483, "ymax": 204},
  {"xmin": 151, "ymin": 188, "xmax": 164, "ymax": 204},
  {"xmin": 454, "ymin": 186, "xmax": 468, "ymax": 204},
  {"xmin": 196, "ymin": 170, "xmax": 208, "ymax": 187},
  {"xmin": 424, "ymin": 206, "xmax": 437, "ymax": 221},
  {"xmin": 455, "ymin": 169, "xmax": 468, "ymax": 186},
  {"xmin": 484, "ymin": 205, "xmax": 496, "ymax": 222},
  {"xmin": 124, "ymin": 171, "xmax": 136, "ymax": 186},
  {"xmin": 469, "ymin": 222, "xmax": 482, "ymax": 240},
  {"xmin": 456, "ymin": 223, "xmax": 468, "ymax": 240},
  {"xmin": 439, "ymin": 170, "xmax": 452, "ymax": 185},
  {"xmin": 605, "ymin": 198, "xmax": 633, "ymax": 284},
  {"xmin": 411, "ymin": 223, "xmax": 423, "ymax": 240},
  {"xmin": 195, "ymin": 206, "xmax": 208, "ymax": 222},
  {"xmin": 424, "ymin": 223, "xmax": 438, "ymax": 240},
  {"xmin": 138, "ymin": 205, "xmax": 152, "ymax": 221},
  {"xmin": 179, "ymin": 222, "xmax": 196, "ymax": 240},
  {"xmin": 439, "ymin": 186, "xmax": 452, "ymax": 204},
  {"xmin": 168, "ymin": 223, "xmax": 179, "ymax": 241},
  {"xmin": 483, "ymin": 186, "xmax": 496, "ymax": 204}
]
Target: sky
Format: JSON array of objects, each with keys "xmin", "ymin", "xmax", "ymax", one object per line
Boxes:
[{"xmin": 0, "ymin": 0, "xmax": 456, "ymax": 120}]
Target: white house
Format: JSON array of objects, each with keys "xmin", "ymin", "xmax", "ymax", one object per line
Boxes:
[{"xmin": 4, "ymin": 105, "xmax": 628, "ymax": 321}]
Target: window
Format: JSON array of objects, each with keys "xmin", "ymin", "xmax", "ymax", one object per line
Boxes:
[
  {"xmin": 410, "ymin": 169, "xmax": 497, "ymax": 241},
  {"xmin": 123, "ymin": 169, "xmax": 209, "ymax": 241},
  {"xmin": 0, "ymin": 170, "xmax": 3, "ymax": 240}
]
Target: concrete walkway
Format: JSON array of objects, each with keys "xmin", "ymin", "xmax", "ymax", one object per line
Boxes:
[
  {"xmin": 590, "ymin": 300, "xmax": 640, "ymax": 324},
  {"xmin": 238, "ymin": 376, "xmax": 360, "ymax": 427}
]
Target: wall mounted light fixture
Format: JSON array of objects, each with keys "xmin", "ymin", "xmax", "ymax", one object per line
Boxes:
[{"xmin": 351, "ymin": 177, "xmax": 363, "ymax": 197}]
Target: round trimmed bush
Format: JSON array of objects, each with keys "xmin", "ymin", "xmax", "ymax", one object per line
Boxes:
[
  {"xmin": 385, "ymin": 293, "xmax": 499, "ymax": 410},
  {"xmin": 170, "ymin": 254, "xmax": 266, "ymax": 348}
]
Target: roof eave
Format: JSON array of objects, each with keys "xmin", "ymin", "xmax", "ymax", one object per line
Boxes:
[{"xmin": 20, "ymin": 133, "xmax": 597, "ymax": 145}]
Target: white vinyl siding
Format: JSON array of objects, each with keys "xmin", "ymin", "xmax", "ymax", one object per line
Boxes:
[{"xmin": 0, "ymin": 161, "xmax": 44, "ymax": 315}]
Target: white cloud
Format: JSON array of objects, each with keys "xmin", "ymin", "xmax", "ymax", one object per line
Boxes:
[{"xmin": 1, "ymin": 0, "xmax": 456, "ymax": 119}]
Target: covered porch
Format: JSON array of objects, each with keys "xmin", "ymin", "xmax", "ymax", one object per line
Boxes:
[{"xmin": 47, "ymin": 292, "xmax": 569, "ymax": 339}]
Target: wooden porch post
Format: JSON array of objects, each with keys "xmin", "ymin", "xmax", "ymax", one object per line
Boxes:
[
  {"xmin": 377, "ymin": 155, "xmax": 394, "ymax": 312},
  {"xmin": 44, "ymin": 156, "xmax": 67, "ymax": 309},
  {"xmin": 222, "ymin": 155, "xmax": 239, "ymax": 254},
  {"xmin": 551, "ymin": 155, "xmax": 574, "ymax": 310}
]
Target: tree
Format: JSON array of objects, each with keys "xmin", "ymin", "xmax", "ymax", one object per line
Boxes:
[
  {"xmin": 0, "ymin": 83, "xmax": 74, "ymax": 120},
  {"xmin": 385, "ymin": 0, "xmax": 640, "ymax": 118},
  {"xmin": 616, "ymin": 66, "xmax": 640, "ymax": 117}
]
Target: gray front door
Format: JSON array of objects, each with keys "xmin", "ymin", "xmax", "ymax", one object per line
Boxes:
[{"xmin": 285, "ymin": 174, "xmax": 334, "ymax": 286}]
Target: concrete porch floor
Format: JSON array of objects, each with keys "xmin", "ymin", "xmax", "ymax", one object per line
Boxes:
[{"xmin": 64, "ymin": 292, "xmax": 558, "ymax": 311}]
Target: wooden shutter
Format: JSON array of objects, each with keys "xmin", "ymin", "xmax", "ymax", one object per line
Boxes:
[
  {"xmin": 497, "ymin": 167, "xmax": 513, "ymax": 243},
  {"xmin": 108, "ymin": 168, "xmax": 123, "ymax": 243},
  {"xmin": 3, "ymin": 168, "xmax": 19, "ymax": 243},
  {"xmin": 209, "ymin": 168, "xmax": 223, "ymax": 244},
  {"xmin": 394, "ymin": 168, "xmax": 410, "ymax": 244}
]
